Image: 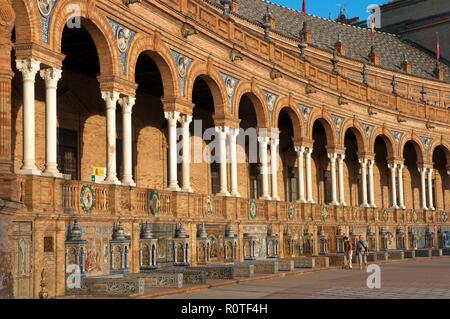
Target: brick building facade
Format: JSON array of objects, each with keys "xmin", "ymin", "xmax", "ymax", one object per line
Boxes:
[{"xmin": 0, "ymin": 0, "xmax": 449, "ymax": 298}]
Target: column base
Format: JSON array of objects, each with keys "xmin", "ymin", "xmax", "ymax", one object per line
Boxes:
[
  {"xmin": 369, "ymin": 204, "xmax": 377, "ymax": 208},
  {"xmin": 166, "ymin": 185, "xmax": 181, "ymax": 192},
  {"xmin": 340, "ymin": 202, "xmax": 347, "ymax": 207},
  {"xmin": 121, "ymin": 180, "xmax": 136, "ymax": 187},
  {"xmin": 360, "ymin": 204, "xmax": 370, "ymax": 208},
  {"xmin": 104, "ymin": 179, "xmax": 121, "ymax": 185},
  {"xmin": 182, "ymin": 186, "xmax": 193, "ymax": 192},
  {"xmin": 18, "ymin": 168, "xmax": 42, "ymax": 176},
  {"xmin": 42, "ymin": 170, "xmax": 64, "ymax": 178},
  {"xmin": 296, "ymin": 199, "xmax": 307, "ymax": 203},
  {"xmin": 329, "ymin": 201, "xmax": 339, "ymax": 206},
  {"xmin": 391, "ymin": 205, "xmax": 399, "ymax": 209},
  {"xmin": 306, "ymin": 199, "xmax": 315, "ymax": 204},
  {"xmin": 271, "ymin": 196, "xmax": 280, "ymax": 201},
  {"xmin": 216, "ymin": 191, "xmax": 230, "ymax": 197},
  {"xmin": 259, "ymin": 194, "xmax": 271, "ymax": 200},
  {"xmin": 230, "ymin": 191, "xmax": 241, "ymax": 197}
]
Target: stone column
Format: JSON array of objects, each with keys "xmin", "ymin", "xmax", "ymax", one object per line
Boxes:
[
  {"xmin": 368, "ymin": 159, "xmax": 376, "ymax": 207},
  {"xmin": 359, "ymin": 158, "xmax": 369, "ymax": 207},
  {"xmin": 328, "ymin": 153, "xmax": 338, "ymax": 205},
  {"xmin": 229, "ymin": 128, "xmax": 240, "ymax": 197},
  {"xmin": 270, "ymin": 131, "xmax": 280, "ymax": 201},
  {"xmin": 397, "ymin": 164, "xmax": 405, "ymax": 209},
  {"xmin": 40, "ymin": 68, "xmax": 63, "ymax": 177},
  {"xmin": 337, "ymin": 154, "xmax": 346, "ymax": 206},
  {"xmin": 164, "ymin": 111, "xmax": 180, "ymax": 191},
  {"xmin": 388, "ymin": 163, "xmax": 398, "ymax": 209},
  {"xmin": 419, "ymin": 167, "xmax": 428, "ymax": 210},
  {"xmin": 295, "ymin": 146, "xmax": 305, "ymax": 203},
  {"xmin": 428, "ymin": 168, "xmax": 435, "ymax": 210},
  {"xmin": 305, "ymin": 147, "xmax": 314, "ymax": 203},
  {"xmin": 180, "ymin": 115, "xmax": 192, "ymax": 192},
  {"xmin": 258, "ymin": 133, "xmax": 270, "ymax": 200},
  {"xmin": 118, "ymin": 96, "xmax": 136, "ymax": 186},
  {"xmin": 215, "ymin": 126, "xmax": 229, "ymax": 196},
  {"xmin": 16, "ymin": 59, "xmax": 41, "ymax": 175},
  {"xmin": 102, "ymin": 91, "xmax": 120, "ymax": 184}
]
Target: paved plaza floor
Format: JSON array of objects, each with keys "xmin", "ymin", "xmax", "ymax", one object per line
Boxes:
[{"xmin": 160, "ymin": 257, "xmax": 450, "ymax": 299}]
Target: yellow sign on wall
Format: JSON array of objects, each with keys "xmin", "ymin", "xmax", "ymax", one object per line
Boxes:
[{"xmin": 93, "ymin": 166, "xmax": 106, "ymax": 177}]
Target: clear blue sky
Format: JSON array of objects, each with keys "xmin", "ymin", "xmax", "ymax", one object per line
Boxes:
[{"xmin": 269, "ymin": 0, "xmax": 389, "ymax": 20}]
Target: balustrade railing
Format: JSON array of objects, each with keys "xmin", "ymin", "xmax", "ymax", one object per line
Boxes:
[{"xmin": 16, "ymin": 175, "xmax": 442, "ymax": 225}]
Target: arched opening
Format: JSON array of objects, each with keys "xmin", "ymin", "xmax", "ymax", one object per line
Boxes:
[
  {"xmin": 134, "ymin": 52, "xmax": 166, "ymax": 189},
  {"xmin": 278, "ymin": 108, "xmax": 296, "ymax": 202},
  {"xmin": 311, "ymin": 120, "xmax": 331, "ymax": 205},
  {"xmin": 374, "ymin": 136, "xmax": 390, "ymax": 208},
  {"xmin": 403, "ymin": 141, "xmax": 421, "ymax": 209},
  {"xmin": 343, "ymin": 130, "xmax": 360, "ymax": 206},
  {"xmin": 432, "ymin": 146, "xmax": 449, "ymax": 210},
  {"xmin": 238, "ymin": 94, "xmax": 259, "ymax": 199},
  {"xmin": 191, "ymin": 77, "xmax": 216, "ymax": 194}
]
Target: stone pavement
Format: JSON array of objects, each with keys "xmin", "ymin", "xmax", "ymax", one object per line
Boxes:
[{"xmin": 159, "ymin": 257, "xmax": 450, "ymax": 299}]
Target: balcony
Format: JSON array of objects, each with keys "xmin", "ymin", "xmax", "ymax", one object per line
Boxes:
[{"xmin": 16, "ymin": 175, "xmax": 438, "ymax": 225}]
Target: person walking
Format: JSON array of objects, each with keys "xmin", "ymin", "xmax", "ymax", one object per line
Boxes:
[
  {"xmin": 343, "ymin": 236, "xmax": 354, "ymax": 269},
  {"xmin": 356, "ymin": 235, "xmax": 369, "ymax": 270}
]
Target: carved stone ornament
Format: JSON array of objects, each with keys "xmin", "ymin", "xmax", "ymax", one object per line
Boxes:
[
  {"xmin": 117, "ymin": 26, "xmax": 132, "ymax": 53},
  {"xmin": 36, "ymin": 0, "xmax": 53, "ymax": 17}
]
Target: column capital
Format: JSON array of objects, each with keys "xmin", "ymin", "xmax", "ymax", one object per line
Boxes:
[
  {"xmin": 40, "ymin": 67, "xmax": 62, "ymax": 87},
  {"xmin": 358, "ymin": 157, "xmax": 368, "ymax": 165},
  {"xmin": 338, "ymin": 153, "xmax": 346, "ymax": 161},
  {"xmin": 227, "ymin": 127, "xmax": 240, "ymax": 138},
  {"xmin": 304, "ymin": 147, "xmax": 313, "ymax": 156},
  {"xmin": 179, "ymin": 114, "xmax": 193, "ymax": 126},
  {"xmin": 215, "ymin": 125, "xmax": 229, "ymax": 136},
  {"xmin": 327, "ymin": 152, "xmax": 338, "ymax": 161},
  {"xmin": 258, "ymin": 136, "xmax": 269, "ymax": 144},
  {"xmin": 164, "ymin": 111, "xmax": 181, "ymax": 124},
  {"xmin": 16, "ymin": 58, "xmax": 40, "ymax": 81},
  {"xmin": 270, "ymin": 135, "xmax": 279, "ymax": 146},
  {"xmin": 294, "ymin": 145, "xmax": 305, "ymax": 155},
  {"xmin": 118, "ymin": 96, "xmax": 136, "ymax": 114},
  {"xmin": 387, "ymin": 162, "xmax": 397, "ymax": 170},
  {"xmin": 101, "ymin": 91, "xmax": 120, "ymax": 109}
]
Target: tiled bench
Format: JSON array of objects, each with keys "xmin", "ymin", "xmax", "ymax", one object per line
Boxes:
[
  {"xmin": 278, "ymin": 259, "xmax": 294, "ymax": 271},
  {"xmin": 243, "ymin": 260, "xmax": 279, "ymax": 274}
]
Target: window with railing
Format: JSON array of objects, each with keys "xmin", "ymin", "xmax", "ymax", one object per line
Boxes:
[{"xmin": 57, "ymin": 128, "xmax": 78, "ymax": 179}]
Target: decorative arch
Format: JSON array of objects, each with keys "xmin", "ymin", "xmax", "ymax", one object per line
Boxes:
[
  {"xmin": 233, "ymin": 81, "xmax": 270, "ymax": 129},
  {"xmin": 370, "ymin": 128, "xmax": 396, "ymax": 159},
  {"xmin": 272, "ymin": 96, "xmax": 303, "ymax": 141},
  {"xmin": 400, "ymin": 134, "xmax": 426, "ymax": 164},
  {"xmin": 126, "ymin": 34, "xmax": 179, "ymax": 99},
  {"xmin": 185, "ymin": 61, "xmax": 228, "ymax": 117},
  {"xmin": 49, "ymin": 0, "xmax": 120, "ymax": 77},
  {"xmin": 340, "ymin": 120, "xmax": 367, "ymax": 153},
  {"xmin": 430, "ymin": 141, "xmax": 450, "ymax": 166},
  {"xmin": 307, "ymin": 111, "xmax": 337, "ymax": 147},
  {"xmin": 12, "ymin": 0, "xmax": 40, "ymax": 44}
]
